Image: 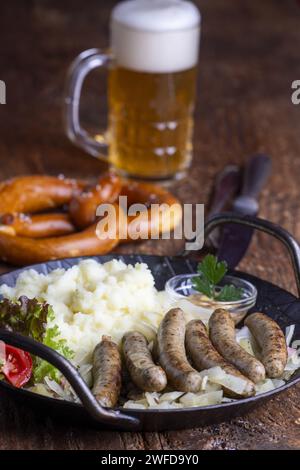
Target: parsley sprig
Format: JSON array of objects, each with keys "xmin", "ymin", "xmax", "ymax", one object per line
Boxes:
[{"xmin": 193, "ymin": 254, "xmax": 243, "ymax": 302}]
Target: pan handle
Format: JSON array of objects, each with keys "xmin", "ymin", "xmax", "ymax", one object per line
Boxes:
[
  {"xmin": 0, "ymin": 329, "xmax": 140, "ymax": 430},
  {"xmin": 202, "ymin": 213, "xmax": 300, "ymax": 297}
]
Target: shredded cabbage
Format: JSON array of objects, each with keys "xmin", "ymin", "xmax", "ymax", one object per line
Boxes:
[{"xmin": 285, "ymin": 324, "xmax": 295, "ymax": 347}]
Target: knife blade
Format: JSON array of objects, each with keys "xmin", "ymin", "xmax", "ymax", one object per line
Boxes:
[
  {"xmin": 206, "ymin": 165, "xmax": 241, "ymax": 249},
  {"xmin": 217, "ymin": 153, "xmax": 272, "ymax": 269}
]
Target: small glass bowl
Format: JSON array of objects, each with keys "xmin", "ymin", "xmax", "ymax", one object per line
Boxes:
[{"xmin": 165, "ymin": 274, "xmax": 257, "ymax": 324}]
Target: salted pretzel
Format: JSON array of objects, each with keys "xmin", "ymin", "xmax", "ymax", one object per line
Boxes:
[
  {"xmin": 0, "ymin": 173, "xmax": 182, "ymax": 265},
  {"xmin": 69, "ymin": 173, "xmax": 122, "ymax": 229},
  {"xmin": 0, "ymin": 205, "xmax": 124, "ymax": 266},
  {"xmin": 0, "ymin": 213, "xmax": 75, "ymax": 238},
  {"xmin": 69, "ymin": 179, "xmax": 182, "ymax": 241},
  {"xmin": 120, "ymin": 181, "xmax": 183, "ymax": 241},
  {"xmin": 0, "ymin": 175, "xmax": 83, "ymax": 214}
]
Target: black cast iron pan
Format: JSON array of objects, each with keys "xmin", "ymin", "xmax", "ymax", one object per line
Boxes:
[{"xmin": 0, "ymin": 214, "xmax": 299, "ymax": 431}]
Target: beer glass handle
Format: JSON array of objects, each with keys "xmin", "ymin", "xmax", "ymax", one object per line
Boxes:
[{"xmin": 64, "ymin": 48, "xmax": 111, "ymax": 160}]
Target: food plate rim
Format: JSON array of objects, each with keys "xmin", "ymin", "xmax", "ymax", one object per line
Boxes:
[{"xmin": 0, "ymin": 253, "xmax": 299, "ymax": 415}]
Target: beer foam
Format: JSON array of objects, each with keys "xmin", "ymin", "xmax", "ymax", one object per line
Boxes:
[{"xmin": 111, "ymin": 0, "xmax": 201, "ymax": 73}]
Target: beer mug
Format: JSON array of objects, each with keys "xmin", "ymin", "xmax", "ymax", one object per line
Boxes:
[{"xmin": 64, "ymin": 0, "xmax": 201, "ymax": 181}]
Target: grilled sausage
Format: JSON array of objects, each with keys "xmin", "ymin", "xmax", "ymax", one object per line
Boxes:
[
  {"xmin": 185, "ymin": 319, "xmax": 255, "ymax": 397},
  {"xmin": 209, "ymin": 309, "xmax": 266, "ymax": 384},
  {"xmin": 122, "ymin": 331, "xmax": 167, "ymax": 392},
  {"xmin": 156, "ymin": 308, "xmax": 202, "ymax": 392},
  {"xmin": 244, "ymin": 312, "xmax": 287, "ymax": 378},
  {"xmin": 92, "ymin": 336, "xmax": 122, "ymax": 408}
]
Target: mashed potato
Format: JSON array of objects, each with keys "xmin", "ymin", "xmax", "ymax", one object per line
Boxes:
[{"xmin": 0, "ymin": 259, "xmax": 170, "ymax": 360}]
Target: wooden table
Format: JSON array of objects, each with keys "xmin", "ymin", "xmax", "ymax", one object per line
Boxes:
[{"xmin": 0, "ymin": 0, "xmax": 300, "ymax": 450}]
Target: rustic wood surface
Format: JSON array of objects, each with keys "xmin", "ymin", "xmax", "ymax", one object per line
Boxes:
[{"xmin": 0, "ymin": 0, "xmax": 300, "ymax": 450}]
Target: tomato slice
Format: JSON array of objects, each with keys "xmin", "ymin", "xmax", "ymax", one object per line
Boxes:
[{"xmin": 1, "ymin": 344, "xmax": 33, "ymax": 388}]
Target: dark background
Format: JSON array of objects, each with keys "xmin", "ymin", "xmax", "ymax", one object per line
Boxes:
[{"xmin": 0, "ymin": 0, "xmax": 299, "ymax": 450}]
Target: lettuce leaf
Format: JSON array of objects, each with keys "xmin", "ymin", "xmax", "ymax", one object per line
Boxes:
[
  {"xmin": 33, "ymin": 324, "xmax": 74, "ymax": 383},
  {"xmin": 0, "ymin": 296, "xmax": 49, "ymax": 342},
  {"xmin": 0, "ymin": 296, "xmax": 74, "ymax": 383}
]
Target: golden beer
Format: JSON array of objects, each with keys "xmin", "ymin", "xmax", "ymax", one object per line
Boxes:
[
  {"xmin": 108, "ymin": 66, "xmax": 197, "ymax": 179},
  {"xmin": 65, "ymin": 1, "xmax": 201, "ymax": 180}
]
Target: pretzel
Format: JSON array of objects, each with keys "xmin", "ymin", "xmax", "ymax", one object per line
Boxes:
[
  {"xmin": 69, "ymin": 173, "xmax": 122, "ymax": 229},
  {"xmin": 70, "ymin": 180, "xmax": 182, "ymax": 241},
  {"xmin": 120, "ymin": 181, "xmax": 182, "ymax": 241},
  {"xmin": 0, "ymin": 173, "xmax": 182, "ymax": 265},
  {"xmin": 0, "ymin": 175, "xmax": 83, "ymax": 214},
  {"xmin": 0, "ymin": 205, "xmax": 124, "ymax": 265},
  {"xmin": 0, "ymin": 213, "xmax": 75, "ymax": 238}
]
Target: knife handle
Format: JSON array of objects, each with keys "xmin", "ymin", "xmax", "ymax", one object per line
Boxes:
[
  {"xmin": 241, "ymin": 153, "xmax": 272, "ymax": 199},
  {"xmin": 204, "ymin": 213, "xmax": 300, "ymax": 297}
]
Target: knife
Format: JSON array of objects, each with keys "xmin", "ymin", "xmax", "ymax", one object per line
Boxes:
[
  {"xmin": 206, "ymin": 165, "xmax": 241, "ymax": 249},
  {"xmin": 217, "ymin": 153, "xmax": 272, "ymax": 269}
]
